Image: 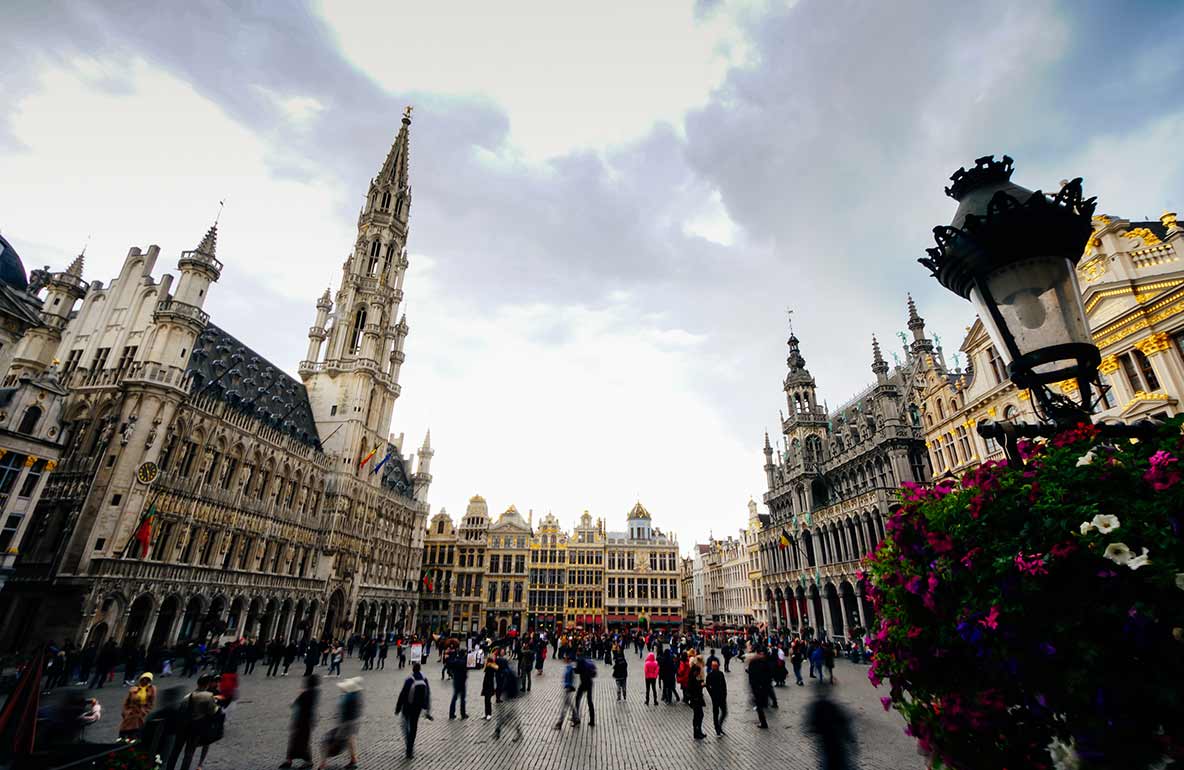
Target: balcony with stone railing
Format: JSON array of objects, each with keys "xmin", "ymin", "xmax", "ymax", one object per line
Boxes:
[
  {"xmin": 88, "ymin": 557, "xmax": 324, "ymax": 595},
  {"xmin": 179, "ymin": 249, "xmax": 224, "ymax": 279},
  {"xmin": 155, "ymin": 299, "xmax": 210, "ymax": 328}
]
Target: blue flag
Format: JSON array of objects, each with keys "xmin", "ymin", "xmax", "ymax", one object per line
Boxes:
[{"xmin": 371, "ymin": 451, "xmax": 393, "ymax": 474}]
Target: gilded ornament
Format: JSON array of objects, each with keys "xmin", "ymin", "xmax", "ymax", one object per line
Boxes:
[
  {"xmin": 1098, "ymin": 355, "xmax": 1120, "ymax": 375},
  {"xmin": 1162, "ymin": 211, "xmax": 1179, "ymax": 231},
  {"xmin": 1135, "ymin": 332, "xmax": 1172, "ymax": 357},
  {"xmin": 1123, "ymin": 227, "xmax": 1162, "ymax": 246},
  {"xmin": 1017, "ymin": 390, "xmax": 1031, "ymax": 401}
]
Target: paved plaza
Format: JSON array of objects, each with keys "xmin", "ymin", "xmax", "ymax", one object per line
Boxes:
[{"xmin": 76, "ymin": 651, "xmax": 922, "ymax": 770}]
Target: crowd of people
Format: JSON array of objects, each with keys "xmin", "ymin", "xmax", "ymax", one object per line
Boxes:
[{"xmin": 26, "ymin": 625, "xmax": 860, "ymax": 768}]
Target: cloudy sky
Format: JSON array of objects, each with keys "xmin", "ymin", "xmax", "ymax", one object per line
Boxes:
[{"xmin": 3, "ymin": 0, "xmax": 1182, "ymax": 549}]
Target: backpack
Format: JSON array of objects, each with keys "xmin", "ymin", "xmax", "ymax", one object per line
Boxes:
[{"xmin": 409, "ymin": 677, "xmax": 428, "ymax": 709}]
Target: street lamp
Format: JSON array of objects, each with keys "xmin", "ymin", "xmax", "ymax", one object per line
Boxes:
[{"xmin": 919, "ymin": 155, "xmax": 1155, "ymax": 454}]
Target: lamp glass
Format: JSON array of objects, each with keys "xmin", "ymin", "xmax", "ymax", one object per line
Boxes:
[{"xmin": 970, "ymin": 255, "xmax": 1093, "ymax": 377}]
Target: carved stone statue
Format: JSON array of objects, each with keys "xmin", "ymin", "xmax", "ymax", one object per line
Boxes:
[{"xmin": 120, "ymin": 415, "xmax": 138, "ymax": 446}]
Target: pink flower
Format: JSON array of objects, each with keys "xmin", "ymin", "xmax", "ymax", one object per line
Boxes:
[
  {"xmin": 1145, "ymin": 451, "xmax": 1182, "ymax": 491},
  {"xmin": 960, "ymin": 547, "xmax": 982, "ymax": 569},
  {"xmin": 926, "ymin": 532, "xmax": 955, "ymax": 554},
  {"xmin": 907, "ymin": 626, "xmax": 922, "ymax": 639},
  {"xmin": 1050, "ymin": 541, "xmax": 1076, "ymax": 560},
  {"xmin": 1014, "ymin": 552, "xmax": 1047, "ymax": 576},
  {"xmin": 979, "ymin": 605, "xmax": 1000, "ymax": 630},
  {"xmin": 905, "ymin": 576, "xmax": 924, "ymax": 594},
  {"xmin": 881, "ymin": 696, "xmax": 893, "ymax": 711}
]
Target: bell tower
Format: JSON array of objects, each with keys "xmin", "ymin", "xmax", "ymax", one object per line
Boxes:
[{"xmin": 301, "ymin": 108, "xmax": 414, "ymax": 472}]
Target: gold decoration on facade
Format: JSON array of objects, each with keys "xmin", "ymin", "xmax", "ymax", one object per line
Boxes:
[
  {"xmin": 45, "ymin": 460, "xmax": 57, "ymax": 472},
  {"xmin": 23, "ymin": 455, "xmax": 37, "ymax": 468},
  {"xmin": 1098, "ymin": 355, "xmax": 1120, "ymax": 375},
  {"xmin": 1092, "ymin": 215, "xmax": 1112, "ymax": 226},
  {"xmin": 1123, "ymin": 227, "xmax": 1162, "ymax": 246},
  {"xmin": 1057, "ymin": 378, "xmax": 1080, "ymax": 394},
  {"xmin": 1078, "ymin": 254, "xmax": 1107, "ymax": 281},
  {"xmin": 1163, "ymin": 211, "xmax": 1179, "ymax": 231},
  {"xmin": 986, "ymin": 407, "xmax": 997, "ymax": 417},
  {"xmin": 1124, "ymin": 391, "xmax": 1171, "ymax": 410},
  {"xmin": 1017, "ymin": 390, "xmax": 1031, "ymax": 401},
  {"xmin": 1136, "ymin": 332, "xmax": 1172, "ymax": 357}
]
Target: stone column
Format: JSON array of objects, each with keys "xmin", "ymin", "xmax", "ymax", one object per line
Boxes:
[
  {"xmin": 837, "ymin": 590, "xmax": 850, "ymax": 636},
  {"xmin": 805, "ymin": 591, "xmax": 818, "ymax": 629}
]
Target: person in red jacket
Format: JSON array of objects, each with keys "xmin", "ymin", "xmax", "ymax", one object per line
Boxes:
[
  {"xmin": 643, "ymin": 652, "xmax": 659, "ymax": 705},
  {"xmin": 676, "ymin": 652, "xmax": 691, "ymax": 701}
]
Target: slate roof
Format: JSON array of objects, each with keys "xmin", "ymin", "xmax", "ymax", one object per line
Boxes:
[
  {"xmin": 186, "ymin": 323, "xmax": 321, "ymax": 449},
  {"xmin": 0, "ymin": 233, "xmax": 29, "ymax": 291}
]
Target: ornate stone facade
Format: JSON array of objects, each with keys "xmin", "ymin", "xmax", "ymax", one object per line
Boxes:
[
  {"xmin": 756, "ymin": 303, "xmax": 934, "ymax": 639},
  {"xmin": 0, "ymin": 112, "xmax": 431, "ymax": 651}
]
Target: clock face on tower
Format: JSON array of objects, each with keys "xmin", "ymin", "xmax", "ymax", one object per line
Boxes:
[{"xmin": 136, "ymin": 461, "xmax": 159, "ymax": 485}]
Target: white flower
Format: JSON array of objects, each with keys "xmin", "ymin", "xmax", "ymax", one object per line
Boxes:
[
  {"xmin": 1076, "ymin": 449, "xmax": 1097, "ymax": 467},
  {"xmin": 1126, "ymin": 548, "xmax": 1151, "ymax": 570},
  {"xmin": 1079, "ymin": 521, "xmax": 1095, "ymax": 535},
  {"xmin": 1176, "ymin": 573, "xmax": 1184, "ymax": 591},
  {"xmin": 1091, "ymin": 514, "xmax": 1120, "ymax": 534},
  {"xmin": 1103, "ymin": 542, "xmax": 1131, "ymax": 565},
  {"xmin": 1048, "ymin": 737, "xmax": 1081, "ymax": 770}
]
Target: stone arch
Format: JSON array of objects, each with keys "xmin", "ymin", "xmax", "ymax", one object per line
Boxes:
[
  {"xmin": 306, "ymin": 598, "xmax": 321, "ymax": 640},
  {"xmin": 808, "ymin": 583, "xmax": 825, "ymax": 636},
  {"xmin": 839, "ymin": 580, "xmax": 860, "ymax": 632},
  {"xmin": 277, "ymin": 598, "xmax": 294, "ymax": 641},
  {"xmin": 227, "ymin": 595, "xmax": 246, "ymax": 637},
  {"xmin": 178, "ymin": 594, "xmax": 206, "ymax": 641},
  {"xmin": 823, "ymin": 582, "xmax": 843, "ymax": 636},
  {"xmin": 150, "ymin": 594, "xmax": 182, "ymax": 648},
  {"xmin": 244, "ymin": 596, "xmax": 262, "ymax": 639}
]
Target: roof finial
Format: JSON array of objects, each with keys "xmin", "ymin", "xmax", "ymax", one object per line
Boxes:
[
  {"xmin": 785, "ymin": 307, "xmax": 795, "ymax": 337},
  {"xmin": 80, "ymin": 233, "xmax": 90, "ymax": 257},
  {"xmin": 403, "ymin": 105, "xmax": 413, "ymax": 122},
  {"xmin": 214, "ymin": 198, "xmax": 226, "ymax": 226}
]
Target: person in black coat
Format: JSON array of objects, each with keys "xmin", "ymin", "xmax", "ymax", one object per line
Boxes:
[
  {"xmin": 685, "ymin": 663, "xmax": 707, "ymax": 740},
  {"xmin": 480, "ymin": 656, "xmax": 498, "ymax": 720},
  {"xmin": 705, "ymin": 658, "xmax": 728, "ymax": 737},
  {"xmin": 446, "ymin": 648, "xmax": 469, "ymax": 719},
  {"xmin": 281, "ymin": 675, "xmax": 318, "ymax": 767},
  {"xmin": 395, "ymin": 662, "xmax": 432, "ymax": 759},
  {"xmin": 303, "ymin": 644, "xmax": 320, "ymax": 678},
  {"xmin": 747, "ymin": 646, "xmax": 773, "ymax": 729}
]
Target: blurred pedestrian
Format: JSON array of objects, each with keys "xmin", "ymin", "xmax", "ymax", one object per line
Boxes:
[
  {"xmin": 805, "ymin": 686, "xmax": 854, "ymax": 770},
  {"xmin": 318, "ymin": 677, "xmax": 362, "ymax": 770},
  {"xmin": 281, "ymin": 675, "xmax": 318, "ymax": 768},
  {"xmin": 705, "ymin": 658, "xmax": 727, "ymax": 737}
]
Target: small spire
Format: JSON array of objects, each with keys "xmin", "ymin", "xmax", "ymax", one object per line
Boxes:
[
  {"xmin": 907, "ymin": 293, "xmax": 925, "ymax": 331},
  {"xmin": 763, "ymin": 430, "xmax": 772, "ymax": 449},
  {"xmin": 195, "ymin": 225, "xmax": 218, "ymax": 258},
  {"xmin": 66, "ymin": 251, "xmax": 85, "ymax": 277},
  {"xmin": 421, "ymin": 429, "xmax": 431, "ymax": 450},
  {"xmin": 872, "ymin": 335, "xmax": 888, "ymax": 376}
]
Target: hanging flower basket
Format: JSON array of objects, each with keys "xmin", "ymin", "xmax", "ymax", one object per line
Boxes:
[{"xmin": 865, "ymin": 419, "xmax": 1183, "ymax": 769}]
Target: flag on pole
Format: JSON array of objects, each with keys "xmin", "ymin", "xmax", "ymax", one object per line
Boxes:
[
  {"xmin": 133, "ymin": 502, "xmax": 156, "ymax": 559},
  {"xmin": 371, "ymin": 450, "xmax": 393, "ymax": 475},
  {"xmin": 421, "ymin": 569, "xmax": 434, "ymax": 592},
  {"xmin": 359, "ymin": 444, "xmax": 379, "ymax": 468},
  {"xmin": 778, "ymin": 530, "xmax": 791, "ymax": 549}
]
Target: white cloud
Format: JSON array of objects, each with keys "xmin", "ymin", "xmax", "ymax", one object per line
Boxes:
[{"xmin": 315, "ymin": 0, "xmax": 749, "ymax": 160}]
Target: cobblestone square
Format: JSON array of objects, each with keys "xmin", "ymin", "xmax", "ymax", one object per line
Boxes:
[{"xmin": 81, "ymin": 652, "xmax": 921, "ymax": 770}]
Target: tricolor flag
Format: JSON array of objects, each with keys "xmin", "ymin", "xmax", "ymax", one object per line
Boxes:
[
  {"xmin": 421, "ymin": 569, "xmax": 434, "ymax": 592},
  {"xmin": 133, "ymin": 502, "xmax": 156, "ymax": 559},
  {"xmin": 359, "ymin": 444, "xmax": 379, "ymax": 468},
  {"xmin": 778, "ymin": 530, "xmax": 791, "ymax": 549},
  {"xmin": 371, "ymin": 450, "xmax": 393, "ymax": 475}
]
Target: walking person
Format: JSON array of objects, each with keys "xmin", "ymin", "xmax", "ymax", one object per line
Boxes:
[
  {"xmin": 283, "ymin": 641, "xmax": 298, "ymax": 677},
  {"xmin": 553, "ymin": 653, "xmax": 578, "ymax": 730},
  {"xmin": 810, "ymin": 643, "xmax": 826, "ymax": 685},
  {"xmin": 281, "ymin": 675, "xmax": 319, "ymax": 768},
  {"xmin": 791, "ymin": 639, "xmax": 806, "ymax": 686},
  {"xmin": 686, "ymin": 663, "xmax": 707, "ymax": 740},
  {"xmin": 643, "ymin": 651, "xmax": 659, "ymax": 705},
  {"xmin": 492, "ymin": 655, "xmax": 522, "ymax": 742},
  {"xmin": 118, "ymin": 672, "xmax": 157, "ymax": 742},
  {"xmin": 446, "ymin": 646, "xmax": 469, "ymax": 719},
  {"xmin": 395, "ymin": 662, "xmax": 432, "ymax": 759},
  {"xmin": 267, "ymin": 639, "xmax": 283, "ymax": 678},
  {"xmin": 806, "ymin": 686, "xmax": 855, "ymax": 770},
  {"xmin": 378, "ymin": 640, "xmax": 388, "ymax": 670},
  {"xmin": 317, "ymin": 677, "xmax": 363, "ymax": 770},
  {"xmin": 480, "ymin": 655, "xmax": 498, "ymax": 720},
  {"xmin": 303, "ymin": 644, "xmax": 320, "ymax": 678},
  {"xmin": 573, "ymin": 652, "xmax": 596, "ymax": 727},
  {"xmin": 328, "ymin": 643, "xmax": 344, "ymax": 677},
  {"xmin": 747, "ymin": 646, "xmax": 772, "ymax": 729},
  {"xmin": 518, "ymin": 643, "xmax": 534, "ymax": 692},
  {"xmin": 705, "ymin": 658, "xmax": 728, "ymax": 737},
  {"xmin": 170, "ymin": 675, "xmax": 223, "ymax": 770},
  {"xmin": 612, "ymin": 646, "xmax": 628, "ymax": 700},
  {"xmin": 822, "ymin": 641, "xmax": 836, "ymax": 684}
]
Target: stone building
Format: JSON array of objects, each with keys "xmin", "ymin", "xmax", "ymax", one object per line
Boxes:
[
  {"xmin": 756, "ymin": 303, "xmax": 934, "ymax": 640},
  {"xmin": 484, "ymin": 505, "xmax": 531, "ymax": 635},
  {"xmin": 605, "ymin": 502, "xmax": 680, "ymax": 630},
  {"xmin": 451, "ymin": 495, "xmax": 489, "ymax": 633},
  {"xmin": 923, "ymin": 211, "xmax": 1183, "ymax": 474},
  {"xmin": 0, "ymin": 235, "xmax": 70, "ymax": 590},
  {"xmin": 567, "ymin": 510, "xmax": 605, "ymax": 631},
  {"xmin": 743, "ymin": 499, "xmax": 769, "ymax": 627},
  {"xmin": 0, "ymin": 112, "xmax": 431, "ymax": 651},
  {"xmin": 419, "ymin": 508, "xmax": 457, "ymax": 633},
  {"xmin": 527, "ymin": 511, "xmax": 568, "ymax": 632}
]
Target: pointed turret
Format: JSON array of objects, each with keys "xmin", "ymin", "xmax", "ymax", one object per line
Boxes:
[
  {"xmin": 872, "ymin": 335, "xmax": 889, "ymax": 382},
  {"xmin": 66, "ymin": 251, "xmax": 85, "ymax": 278},
  {"xmin": 378, "ymin": 107, "xmax": 413, "ymax": 192},
  {"xmin": 763, "ymin": 431, "xmax": 776, "ymax": 488},
  {"xmin": 906, "ymin": 294, "xmax": 934, "ymax": 356},
  {"xmin": 413, "ymin": 428, "xmax": 433, "ymax": 503},
  {"xmin": 194, "ymin": 225, "xmax": 218, "ymax": 259}
]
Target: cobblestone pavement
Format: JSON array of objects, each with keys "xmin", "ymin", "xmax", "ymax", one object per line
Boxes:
[{"xmin": 79, "ymin": 652, "xmax": 922, "ymax": 770}]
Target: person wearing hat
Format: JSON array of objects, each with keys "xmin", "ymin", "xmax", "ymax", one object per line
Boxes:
[
  {"xmin": 118, "ymin": 672, "xmax": 156, "ymax": 741},
  {"xmin": 318, "ymin": 677, "xmax": 363, "ymax": 769}
]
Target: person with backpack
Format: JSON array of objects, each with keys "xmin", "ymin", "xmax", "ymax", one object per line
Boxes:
[
  {"xmin": 169, "ymin": 675, "xmax": 221, "ymax": 770},
  {"xmin": 318, "ymin": 677, "xmax": 363, "ymax": 770},
  {"xmin": 705, "ymin": 658, "xmax": 728, "ymax": 737},
  {"xmin": 573, "ymin": 653, "xmax": 596, "ymax": 727},
  {"xmin": 395, "ymin": 662, "xmax": 432, "ymax": 759},
  {"xmin": 553, "ymin": 652, "xmax": 579, "ymax": 730},
  {"xmin": 446, "ymin": 646, "xmax": 469, "ymax": 719},
  {"xmin": 611, "ymin": 645, "xmax": 628, "ymax": 701},
  {"xmin": 518, "ymin": 643, "xmax": 535, "ymax": 692}
]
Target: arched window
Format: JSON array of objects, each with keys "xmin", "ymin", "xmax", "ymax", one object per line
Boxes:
[
  {"xmin": 348, "ymin": 308, "xmax": 367, "ymax": 354},
  {"xmin": 17, "ymin": 406, "xmax": 42, "ymax": 435},
  {"xmin": 381, "ymin": 190, "xmax": 391, "ymax": 210},
  {"xmin": 937, "ymin": 400, "xmax": 945, "ymax": 419}
]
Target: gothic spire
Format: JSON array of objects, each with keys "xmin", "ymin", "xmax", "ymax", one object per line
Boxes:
[
  {"xmin": 872, "ymin": 335, "xmax": 888, "ymax": 377},
  {"xmin": 786, "ymin": 332, "xmax": 806, "ymax": 373},
  {"xmin": 195, "ymin": 225, "xmax": 218, "ymax": 259},
  {"xmin": 66, "ymin": 251, "xmax": 85, "ymax": 278},
  {"xmin": 378, "ymin": 107, "xmax": 413, "ymax": 190},
  {"xmin": 907, "ymin": 293, "xmax": 925, "ymax": 332}
]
